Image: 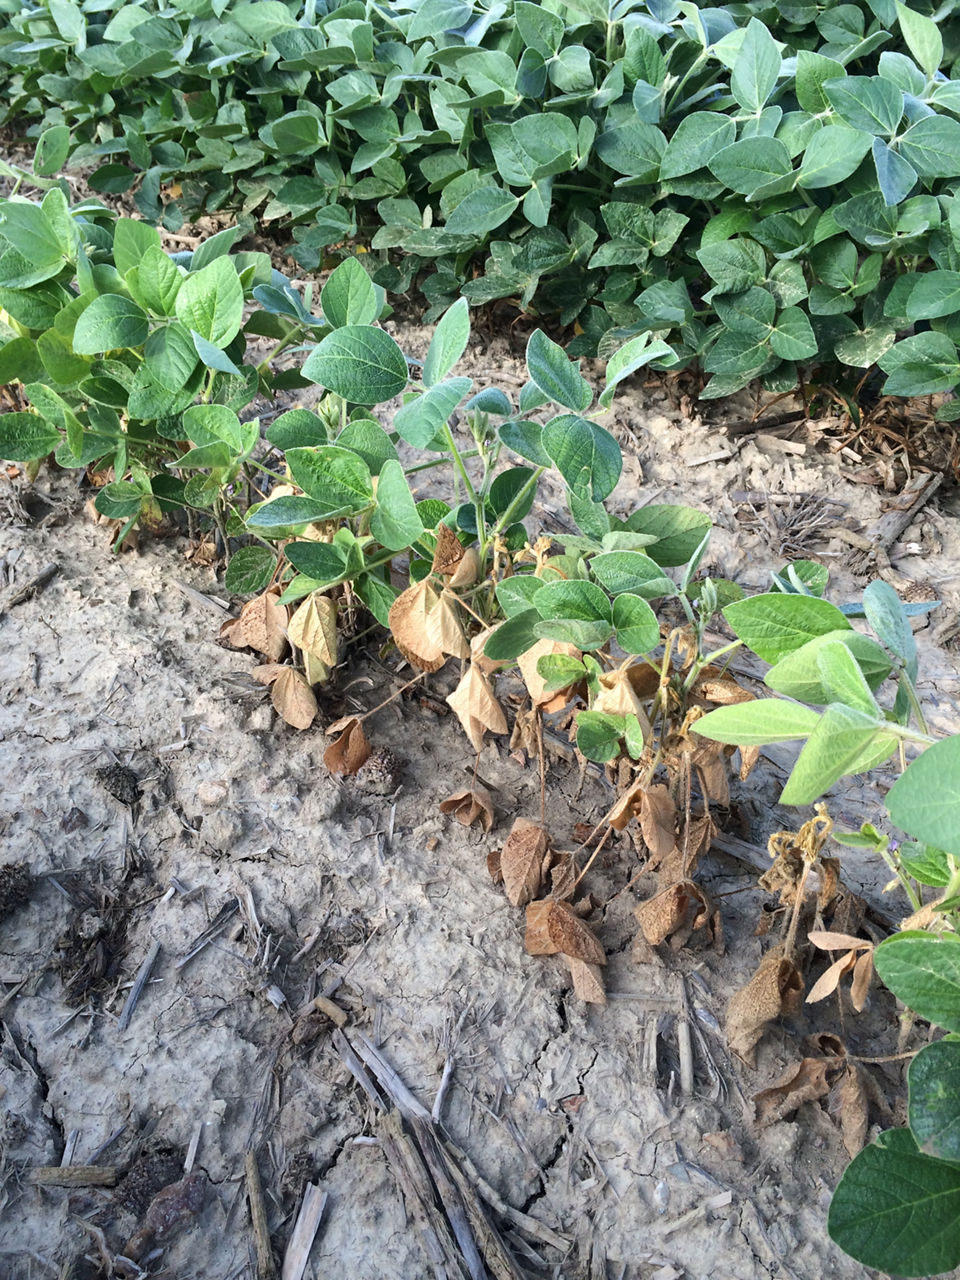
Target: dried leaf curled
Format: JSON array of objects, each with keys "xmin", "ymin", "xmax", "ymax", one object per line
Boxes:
[
  {"xmin": 446, "ymin": 663, "xmax": 507, "ymax": 754},
  {"xmin": 634, "ymin": 879, "xmax": 710, "ymax": 946},
  {"xmin": 726, "ymin": 943, "xmax": 804, "ymax": 1066},
  {"xmin": 524, "ymin": 899, "xmax": 606, "ymax": 966},
  {"xmin": 565, "ymin": 955, "xmax": 606, "ymax": 1005},
  {"xmin": 431, "ymin": 523, "xmax": 465, "ymax": 577},
  {"xmin": 754, "ymin": 1057, "xmax": 835, "ymax": 1127},
  {"xmin": 439, "ymin": 786, "xmax": 495, "ymax": 832},
  {"xmin": 500, "ymin": 818, "xmax": 548, "ymax": 908},
  {"xmin": 323, "ymin": 716, "xmax": 373, "ymax": 775}
]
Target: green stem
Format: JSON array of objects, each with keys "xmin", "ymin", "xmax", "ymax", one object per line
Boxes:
[
  {"xmin": 881, "ymin": 845, "xmax": 922, "ymax": 913},
  {"xmin": 900, "ymin": 668, "xmax": 929, "ymax": 736},
  {"xmin": 489, "ymin": 466, "xmax": 546, "ymax": 540},
  {"xmin": 256, "ymin": 322, "xmax": 301, "ymax": 373}
]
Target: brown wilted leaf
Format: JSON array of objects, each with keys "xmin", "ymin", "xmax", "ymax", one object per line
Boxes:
[
  {"xmin": 548, "ymin": 852, "xmax": 577, "ymax": 901},
  {"xmin": 388, "ymin": 578, "xmax": 445, "ymax": 672},
  {"xmin": 759, "ymin": 844, "xmax": 805, "ymax": 907},
  {"xmin": 639, "ymin": 785, "xmax": 676, "ymax": 860},
  {"xmin": 690, "ymin": 740, "xmax": 729, "ymax": 806},
  {"xmin": 223, "ymin": 585, "xmax": 289, "ymax": 661},
  {"xmin": 634, "ymin": 879, "xmax": 710, "ymax": 946},
  {"xmin": 593, "ymin": 670, "xmax": 652, "ymax": 742},
  {"xmin": 446, "ymin": 663, "xmax": 508, "ymax": 753},
  {"xmin": 608, "ymin": 780, "xmax": 643, "ymax": 831},
  {"xmin": 524, "ymin": 899, "xmax": 606, "ymax": 965},
  {"xmin": 696, "ymin": 678, "xmax": 754, "ymax": 706},
  {"xmin": 487, "ymin": 848, "xmax": 503, "ymax": 884},
  {"xmin": 808, "ymin": 930, "xmax": 875, "ymax": 1010},
  {"xmin": 836, "ymin": 1063, "xmax": 870, "ymax": 1156},
  {"xmin": 623, "ymin": 662, "xmax": 662, "ymax": 700},
  {"xmin": 288, "ymin": 593, "xmax": 337, "ymax": 683},
  {"xmin": 439, "ymin": 786, "xmax": 495, "ymax": 832},
  {"xmin": 726, "ymin": 943, "xmax": 804, "ymax": 1066},
  {"xmin": 500, "ymin": 818, "xmax": 548, "ymax": 907},
  {"xmin": 269, "ymin": 667, "xmax": 318, "ymax": 730},
  {"xmin": 448, "ymin": 547, "xmax": 480, "ymax": 588},
  {"xmin": 517, "ymin": 638, "xmax": 581, "ymax": 706},
  {"xmin": 323, "ymin": 716, "xmax": 373, "ymax": 775},
  {"xmin": 426, "ymin": 590, "xmax": 470, "ymax": 660},
  {"xmin": 565, "ymin": 954, "xmax": 606, "ymax": 1005},
  {"xmin": 754, "ymin": 1057, "xmax": 835, "ymax": 1126},
  {"xmin": 818, "ymin": 856, "xmax": 841, "ymax": 911},
  {"xmin": 251, "ymin": 664, "xmax": 288, "ymax": 686},
  {"xmin": 509, "ymin": 704, "xmax": 539, "ymax": 757},
  {"xmin": 431, "ymin": 523, "xmax": 465, "ymax": 576},
  {"xmin": 739, "ymin": 744, "xmax": 761, "ymax": 779}
]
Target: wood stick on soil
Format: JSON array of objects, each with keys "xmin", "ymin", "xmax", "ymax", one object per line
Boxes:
[
  {"xmin": 0, "ymin": 561, "xmax": 57, "ymax": 617},
  {"xmin": 245, "ymin": 1151, "xmax": 277, "ymax": 1280},
  {"xmin": 28, "ymin": 1166, "xmax": 118, "ymax": 1187},
  {"xmin": 117, "ymin": 939, "xmax": 161, "ymax": 1032},
  {"xmin": 281, "ymin": 1183, "xmax": 328, "ymax": 1280}
]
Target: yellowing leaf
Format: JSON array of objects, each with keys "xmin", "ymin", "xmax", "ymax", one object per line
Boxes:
[
  {"xmin": 289, "ymin": 593, "xmax": 338, "ymax": 671},
  {"xmin": 270, "ymin": 667, "xmax": 318, "ymax": 730},
  {"xmin": 426, "ymin": 590, "xmax": 470, "ymax": 660}
]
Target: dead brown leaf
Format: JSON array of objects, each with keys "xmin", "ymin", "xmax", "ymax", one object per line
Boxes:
[
  {"xmin": 565, "ymin": 954, "xmax": 606, "ymax": 1005},
  {"xmin": 388, "ymin": 578, "xmax": 446, "ymax": 672},
  {"xmin": 439, "ymin": 786, "xmax": 495, "ymax": 832},
  {"xmin": 524, "ymin": 899, "xmax": 606, "ymax": 965},
  {"xmin": 836, "ymin": 1062, "xmax": 870, "ymax": 1156},
  {"xmin": 500, "ymin": 818, "xmax": 548, "ymax": 907},
  {"xmin": 446, "ymin": 663, "xmax": 508, "ymax": 753},
  {"xmin": 634, "ymin": 879, "xmax": 710, "ymax": 946},
  {"xmin": 323, "ymin": 716, "xmax": 373, "ymax": 775},
  {"xmin": 739, "ymin": 744, "xmax": 761, "ymax": 779},
  {"xmin": 696, "ymin": 678, "xmax": 754, "ymax": 706},
  {"xmin": 689, "ymin": 740, "xmax": 729, "ymax": 806},
  {"xmin": 487, "ymin": 848, "xmax": 503, "ymax": 884},
  {"xmin": 754, "ymin": 1056, "xmax": 836, "ymax": 1126},
  {"xmin": 548, "ymin": 852, "xmax": 577, "ymax": 901},
  {"xmin": 807, "ymin": 930, "xmax": 875, "ymax": 1011},
  {"xmin": 426, "ymin": 590, "xmax": 470, "ymax": 660},
  {"xmin": 448, "ymin": 547, "xmax": 480, "ymax": 588},
  {"xmin": 639, "ymin": 785, "xmax": 677, "ymax": 860},
  {"xmin": 726, "ymin": 942, "xmax": 804, "ymax": 1066},
  {"xmin": 517, "ymin": 638, "xmax": 581, "ymax": 706},
  {"xmin": 269, "ymin": 667, "xmax": 318, "ymax": 730},
  {"xmin": 431, "ymin": 523, "xmax": 465, "ymax": 576},
  {"xmin": 222, "ymin": 585, "xmax": 289, "ymax": 661}
]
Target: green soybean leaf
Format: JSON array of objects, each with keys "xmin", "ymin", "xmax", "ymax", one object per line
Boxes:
[
  {"xmin": 536, "ymin": 653, "xmax": 587, "ymax": 693},
  {"xmin": 898, "ymin": 117, "xmax": 960, "ymax": 178},
  {"xmin": 134, "ymin": 245, "xmax": 182, "ymax": 316},
  {"xmin": 730, "ymin": 19, "xmax": 781, "ymax": 113},
  {"xmin": 598, "ymin": 334, "xmax": 675, "ymax": 409},
  {"xmin": 370, "ymin": 458, "xmax": 423, "ymax": 551},
  {"xmin": 445, "ymin": 186, "xmax": 519, "ymax": 237},
  {"xmin": 875, "ymin": 931, "xmax": 960, "ymax": 1032},
  {"xmin": 303, "ymin": 326, "xmax": 409, "ymax": 405},
  {"xmin": 896, "ymin": 1, "xmax": 943, "ymax": 77},
  {"xmin": 815, "ymin": 640, "xmax": 880, "ymax": 714},
  {"xmin": 765, "ymin": 631, "xmax": 892, "ymax": 703},
  {"xmin": 769, "ymin": 307, "xmax": 818, "ymax": 360},
  {"xmin": 612, "ymin": 594, "xmax": 659, "ymax": 654},
  {"xmin": 72, "ymin": 295, "xmax": 148, "ymax": 354},
  {"xmin": 590, "ymin": 551, "xmax": 673, "ymax": 598},
  {"xmin": 863, "ymin": 578, "xmax": 917, "ymax": 674},
  {"xmin": 266, "ymin": 410, "xmax": 327, "ymax": 451},
  {"xmin": 909, "ymin": 1041, "xmax": 960, "ymax": 1162},
  {"xmin": 175, "ymin": 256, "xmax": 243, "ymax": 348},
  {"xmin": 898, "ymin": 842, "xmax": 952, "ymax": 888},
  {"xmin": 0, "ymin": 412, "xmax": 62, "ymax": 460},
  {"xmin": 887, "ymin": 737, "xmax": 960, "ymax": 855},
  {"xmin": 723, "ymin": 594, "xmax": 852, "ymax": 664},
  {"xmin": 798, "ymin": 125, "xmax": 873, "ymax": 188},
  {"xmin": 694, "ymin": 699, "xmax": 821, "ymax": 746},
  {"xmin": 336, "ymin": 418, "xmax": 397, "ymax": 474},
  {"xmin": 499, "ymin": 420, "xmax": 551, "ymax": 467},
  {"xmin": 542, "ymin": 414, "xmax": 621, "ymax": 501},
  {"xmin": 526, "ymin": 330, "xmax": 592, "ymax": 412},
  {"xmin": 423, "ymin": 297, "xmax": 470, "ymax": 387},
  {"xmin": 780, "ymin": 704, "xmax": 894, "ymax": 805},
  {"xmin": 496, "ymin": 576, "xmax": 547, "ymax": 618},
  {"xmin": 906, "ymin": 271, "xmax": 960, "ymax": 322},
  {"xmin": 284, "ymin": 541, "xmax": 351, "ymax": 581},
  {"xmin": 824, "ymin": 76, "xmax": 903, "ymax": 135},
  {"xmin": 224, "ymin": 546, "xmax": 276, "ymax": 595},
  {"xmin": 873, "ymin": 138, "xmax": 918, "ymax": 206},
  {"xmin": 286, "ymin": 445, "xmax": 373, "ymax": 514},
  {"xmin": 660, "ymin": 113, "xmax": 737, "ymax": 180},
  {"xmin": 622, "ymin": 505, "xmax": 712, "ymax": 568},
  {"xmin": 34, "ymin": 125, "xmax": 71, "ymax": 177},
  {"xmin": 484, "ymin": 609, "xmax": 542, "ymax": 661},
  {"xmin": 577, "ymin": 711, "xmax": 628, "ymax": 763},
  {"xmin": 394, "ymin": 377, "xmax": 472, "ymax": 448},
  {"xmin": 796, "ymin": 51, "xmax": 847, "ymax": 114},
  {"xmin": 828, "ymin": 1133, "xmax": 960, "ymax": 1276},
  {"xmin": 321, "ymin": 257, "xmax": 378, "ymax": 328},
  {"xmin": 709, "ymin": 138, "xmax": 793, "ymax": 197},
  {"xmin": 113, "ymin": 218, "xmax": 162, "ymax": 278},
  {"xmin": 878, "ymin": 333, "xmax": 960, "ymax": 396}
]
